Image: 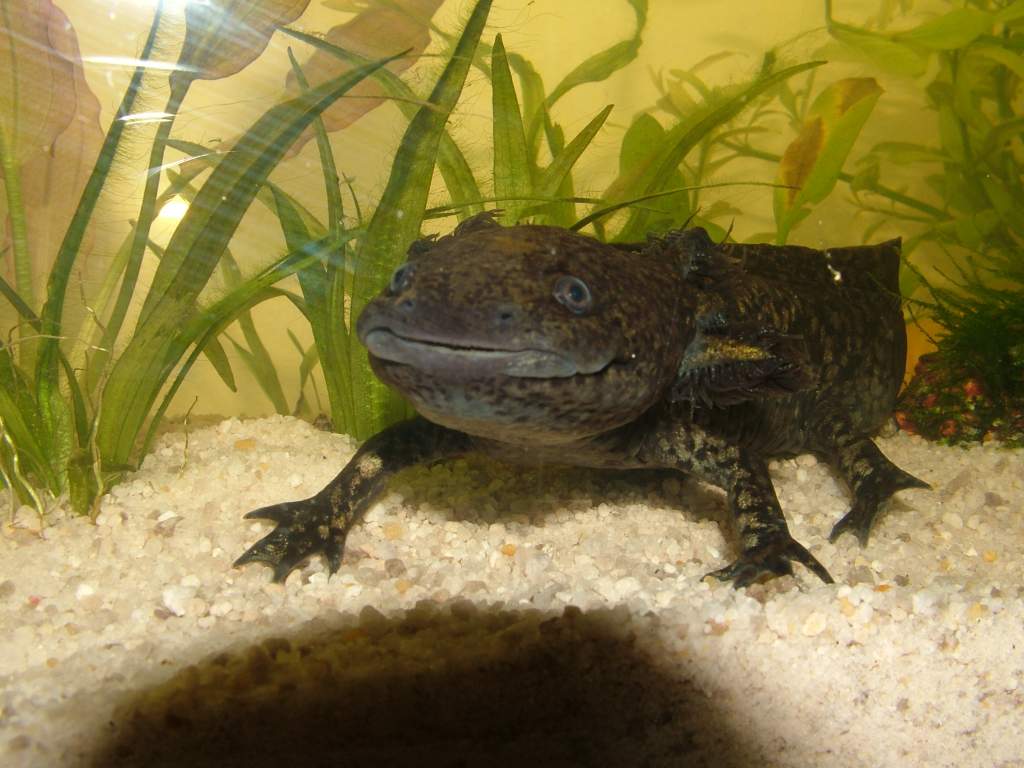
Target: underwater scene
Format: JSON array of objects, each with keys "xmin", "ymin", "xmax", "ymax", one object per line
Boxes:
[{"xmin": 1, "ymin": 1, "xmax": 1022, "ymax": 765}]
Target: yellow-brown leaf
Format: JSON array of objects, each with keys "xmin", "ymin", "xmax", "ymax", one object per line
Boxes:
[
  {"xmin": 0, "ymin": 0, "xmax": 76, "ymax": 164},
  {"xmin": 284, "ymin": 0, "xmax": 442, "ymax": 153},
  {"xmin": 1, "ymin": 1, "xmax": 103, "ymax": 296},
  {"xmin": 779, "ymin": 117, "xmax": 824, "ymax": 206},
  {"xmin": 175, "ymin": 0, "xmax": 311, "ymax": 85},
  {"xmin": 17, "ymin": 4, "xmax": 104, "ymax": 281}
]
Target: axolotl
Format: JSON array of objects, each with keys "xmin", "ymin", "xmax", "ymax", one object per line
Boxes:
[{"xmin": 236, "ymin": 213, "xmax": 927, "ymax": 587}]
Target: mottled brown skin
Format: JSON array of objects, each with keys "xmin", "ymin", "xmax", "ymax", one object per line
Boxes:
[{"xmin": 236, "ymin": 214, "xmax": 927, "ymax": 586}]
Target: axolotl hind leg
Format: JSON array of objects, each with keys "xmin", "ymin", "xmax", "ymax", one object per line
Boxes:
[
  {"xmin": 825, "ymin": 435, "xmax": 930, "ymax": 545},
  {"xmin": 703, "ymin": 452, "xmax": 834, "ymax": 587},
  {"xmin": 639, "ymin": 425, "xmax": 834, "ymax": 587},
  {"xmin": 235, "ymin": 418, "xmax": 471, "ymax": 583}
]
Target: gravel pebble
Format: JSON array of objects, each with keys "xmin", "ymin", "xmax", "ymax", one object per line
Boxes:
[{"xmin": 1, "ymin": 415, "xmax": 1022, "ymax": 767}]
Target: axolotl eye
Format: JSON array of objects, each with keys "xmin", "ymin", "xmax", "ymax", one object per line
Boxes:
[
  {"xmin": 388, "ymin": 263, "xmax": 415, "ymax": 295},
  {"xmin": 553, "ymin": 275, "xmax": 592, "ymax": 314}
]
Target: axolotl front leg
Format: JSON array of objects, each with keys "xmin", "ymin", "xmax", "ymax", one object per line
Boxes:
[
  {"xmin": 639, "ymin": 423, "xmax": 834, "ymax": 587},
  {"xmin": 235, "ymin": 418, "xmax": 471, "ymax": 582}
]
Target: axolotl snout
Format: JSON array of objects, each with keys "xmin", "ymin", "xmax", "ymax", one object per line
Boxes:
[{"xmin": 236, "ymin": 213, "xmax": 927, "ymax": 587}]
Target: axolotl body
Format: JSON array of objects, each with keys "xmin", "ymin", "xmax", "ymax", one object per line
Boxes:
[{"xmin": 236, "ymin": 213, "xmax": 927, "ymax": 586}]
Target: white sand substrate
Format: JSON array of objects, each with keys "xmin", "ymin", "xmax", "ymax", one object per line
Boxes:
[{"xmin": 1, "ymin": 414, "xmax": 1021, "ymax": 767}]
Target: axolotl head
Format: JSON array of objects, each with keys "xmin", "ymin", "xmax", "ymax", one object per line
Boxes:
[{"xmin": 356, "ymin": 214, "xmax": 694, "ymax": 446}]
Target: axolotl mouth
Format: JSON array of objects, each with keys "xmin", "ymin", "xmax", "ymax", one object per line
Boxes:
[{"xmin": 360, "ymin": 327, "xmax": 616, "ymax": 380}]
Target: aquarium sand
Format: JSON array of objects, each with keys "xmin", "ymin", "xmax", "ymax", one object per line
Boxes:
[{"xmin": 1, "ymin": 415, "xmax": 1021, "ymax": 766}]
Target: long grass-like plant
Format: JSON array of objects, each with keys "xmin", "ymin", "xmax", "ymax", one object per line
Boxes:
[
  {"xmin": 821, "ymin": 0, "xmax": 1024, "ymax": 444},
  {"xmin": 0, "ymin": 0, "xmax": 405, "ymax": 518}
]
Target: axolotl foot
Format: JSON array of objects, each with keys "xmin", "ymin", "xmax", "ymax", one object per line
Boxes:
[
  {"xmin": 234, "ymin": 498, "xmax": 347, "ymax": 583},
  {"xmin": 706, "ymin": 531, "xmax": 834, "ymax": 588}
]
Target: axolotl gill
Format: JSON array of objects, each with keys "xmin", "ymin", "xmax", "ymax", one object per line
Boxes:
[{"xmin": 236, "ymin": 212, "xmax": 928, "ymax": 587}]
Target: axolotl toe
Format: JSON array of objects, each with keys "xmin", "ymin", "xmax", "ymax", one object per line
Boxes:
[{"xmin": 236, "ymin": 213, "xmax": 928, "ymax": 587}]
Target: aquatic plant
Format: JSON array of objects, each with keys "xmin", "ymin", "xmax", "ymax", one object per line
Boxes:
[
  {"xmin": 821, "ymin": 0, "xmax": 1024, "ymax": 445},
  {"xmin": 0, "ymin": 0, "xmax": 406, "ymax": 518},
  {"xmin": 254, "ymin": 0, "xmax": 653, "ymax": 437},
  {"xmin": 601, "ymin": 40, "xmax": 891, "ymax": 247}
]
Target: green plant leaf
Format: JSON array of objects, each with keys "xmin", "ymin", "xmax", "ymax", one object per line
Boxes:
[
  {"xmin": 32, "ymin": 9, "xmax": 166, "ymax": 487},
  {"xmin": 983, "ymin": 117, "xmax": 1024, "ymax": 157},
  {"xmin": 281, "ymin": 26, "xmax": 483, "ymax": 218},
  {"xmin": 0, "ymin": 264, "xmax": 91, "ymax": 458},
  {"xmin": 0, "ymin": 349, "xmax": 53, "ymax": 488},
  {"xmin": 601, "ymin": 113, "xmax": 684, "ymax": 213},
  {"xmin": 281, "ymin": 0, "xmax": 440, "ymax": 157},
  {"xmin": 79, "ymin": 162, "xmax": 214, "ymax": 393},
  {"xmin": 534, "ymin": 104, "xmax": 612, "ymax": 201},
  {"xmin": 534, "ymin": 107, "xmax": 579, "ymax": 226},
  {"xmin": 0, "ymin": 263, "xmax": 35, "ymax": 321},
  {"xmin": 270, "ymin": 184, "xmax": 356, "ymax": 431},
  {"xmin": 973, "ymin": 44, "xmax": 1024, "ymax": 81},
  {"xmin": 283, "ymin": 48, "xmax": 356, "ymax": 431},
  {"xmin": 951, "ymin": 50, "xmax": 990, "ymax": 130},
  {"xmin": 137, "ymin": 52, "xmax": 398, "ymax": 330},
  {"xmin": 287, "ymin": 329, "xmax": 321, "ymax": 418},
  {"xmin": 220, "ymin": 253, "xmax": 289, "ymax": 414},
  {"xmin": 349, "ymin": 0, "xmax": 492, "ymax": 439},
  {"xmin": 139, "ymin": 169, "xmax": 278, "ymax": 399},
  {"xmin": 613, "ymin": 60, "xmax": 824, "ymax": 242},
  {"xmin": 144, "ymin": 170, "xmax": 282, "ymax": 399},
  {"xmin": 504, "ymin": 51, "xmax": 549, "ymax": 167},
  {"xmin": 934, "ymin": 91, "xmax": 966, "ymax": 162},
  {"xmin": 572, "ymin": 182, "xmax": 780, "ymax": 232},
  {"xmin": 505, "ymin": 52, "xmax": 545, "ymax": 125},
  {"xmin": 618, "ymin": 113, "xmax": 664, "ymax": 177},
  {"xmin": 138, "ymin": 234, "xmax": 346, "ymax": 460},
  {"xmin": 226, "ymin": 333, "xmax": 288, "ymax": 413},
  {"xmin": 894, "ymin": 8, "xmax": 993, "ymax": 51},
  {"xmin": 946, "ymin": 209, "xmax": 1001, "ymax": 248},
  {"xmin": 97, "ymin": 52, "xmax": 399, "ymax": 466},
  {"xmin": 66, "ymin": 448, "xmax": 99, "ymax": 516},
  {"xmin": 998, "ymin": 1, "xmax": 1024, "ymax": 23},
  {"xmin": 604, "ymin": 111, "xmax": 689, "ymax": 231},
  {"xmin": 164, "ymin": 141, "xmax": 329, "ymax": 238},
  {"xmin": 491, "ymin": 34, "xmax": 532, "ymax": 225},
  {"xmin": 78, "ymin": 228, "xmax": 142, "ymax": 392},
  {"xmin": 774, "ymin": 77, "xmax": 882, "ymax": 243},
  {"xmin": 545, "ymin": 0, "xmax": 647, "ymax": 108},
  {"xmin": 201, "ymin": 335, "xmax": 237, "ymax": 392},
  {"xmin": 287, "ymin": 48, "xmax": 344, "ymax": 237},
  {"xmin": 869, "ymin": 141, "xmax": 946, "ymax": 165},
  {"xmin": 980, "ymin": 174, "xmax": 1015, "ymax": 219},
  {"xmin": 826, "ymin": 20, "xmax": 928, "ymax": 77},
  {"xmin": 520, "ymin": 0, "xmax": 644, "ymax": 175}
]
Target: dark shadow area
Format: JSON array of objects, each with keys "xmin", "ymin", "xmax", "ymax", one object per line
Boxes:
[
  {"xmin": 395, "ymin": 454, "xmax": 731, "ymax": 532},
  {"xmin": 89, "ymin": 606, "xmax": 761, "ymax": 768}
]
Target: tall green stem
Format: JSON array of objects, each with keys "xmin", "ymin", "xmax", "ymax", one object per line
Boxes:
[
  {"xmin": 0, "ymin": 134, "xmax": 31, "ymax": 312},
  {"xmin": 94, "ymin": 80, "xmax": 188, "ymax": 382},
  {"xmin": 34, "ymin": 4, "xmax": 166, "ymax": 405},
  {"xmin": 0, "ymin": 0, "xmax": 32, "ymax": 319},
  {"xmin": 286, "ymin": 49, "xmax": 354, "ymax": 433}
]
